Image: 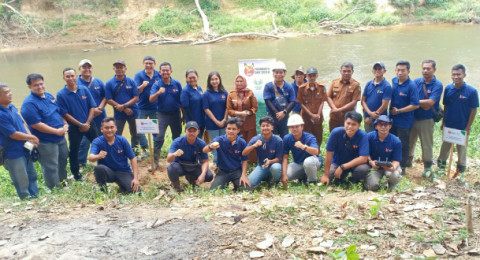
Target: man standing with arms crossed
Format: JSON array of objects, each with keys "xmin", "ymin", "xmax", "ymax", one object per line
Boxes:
[{"xmin": 409, "ymin": 60, "xmax": 443, "ymax": 179}]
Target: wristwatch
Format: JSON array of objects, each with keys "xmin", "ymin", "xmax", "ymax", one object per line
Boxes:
[{"xmin": 340, "ymin": 164, "xmax": 345, "ymax": 171}]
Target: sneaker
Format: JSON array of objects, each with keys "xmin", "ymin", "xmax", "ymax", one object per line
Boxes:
[
  {"xmin": 422, "ymin": 168, "xmax": 432, "ymax": 178},
  {"xmin": 401, "ymin": 168, "xmax": 407, "ymax": 175}
]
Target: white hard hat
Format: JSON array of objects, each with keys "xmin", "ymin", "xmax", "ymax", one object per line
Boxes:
[
  {"xmin": 287, "ymin": 114, "xmax": 304, "ymax": 126},
  {"xmin": 272, "ymin": 61, "xmax": 287, "ymax": 72}
]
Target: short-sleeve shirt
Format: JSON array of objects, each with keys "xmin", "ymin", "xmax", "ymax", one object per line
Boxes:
[
  {"xmin": 181, "ymin": 84, "xmax": 205, "ymax": 127},
  {"xmin": 56, "ymin": 85, "xmax": 96, "ymax": 125},
  {"xmin": 203, "ymin": 89, "xmax": 228, "ymax": 130},
  {"xmin": 248, "ymin": 134, "xmax": 283, "ymax": 163},
  {"xmin": 169, "ymin": 135, "xmax": 208, "ymax": 163},
  {"xmin": 211, "ymin": 135, "xmax": 247, "ymax": 171},
  {"xmin": 263, "ymin": 81, "xmax": 296, "ymax": 114},
  {"xmin": 390, "ymin": 77, "xmax": 420, "ymax": 128},
  {"xmin": 77, "ymin": 76, "xmax": 106, "ymax": 108},
  {"xmin": 134, "ymin": 69, "xmax": 160, "ymax": 111},
  {"xmin": 443, "ymin": 82, "xmax": 479, "ymax": 130},
  {"xmin": 0, "ymin": 104, "xmax": 29, "ymax": 159},
  {"xmin": 283, "ymin": 131, "xmax": 319, "ymax": 164},
  {"xmin": 367, "ymin": 131, "xmax": 402, "ymax": 162},
  {"xmin": 326, "ymin": 127, "xmax": 369, "ymax": 165},
  {"xmin": 296, "ymin": 82, "xmax": 327, "ymax": 116},
  {"xmin": 327, "ymin": 78, "xmax": 362, "ymax": 108},
  {"xmin": 413, "ymin": 76, "xmax": 443, "ymax": 120},
  {"xmin": 150, "ymin": 77, "xmax": 182, "ymax": 112},
  {"xmin": 105, "ymin": 75, "xmax": 139, "ymax": 119},
  {"xmin": 362, "ymin": 78, "xmax": 392, "ymax": 118},
  {"xmin": 21, "ymin": 92, "xmax": 65, "ymax": 143},
  {"xmin": 90, "ymin": 135, "xmax": 135, "ymax": 173},
  {"xmin": 291, "ymin": 79, "xmax": 307, "ymax": 113}
]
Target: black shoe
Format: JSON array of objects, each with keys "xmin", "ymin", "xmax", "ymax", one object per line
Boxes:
[{"xmin": 406, "ymin": 156, "xmax": 413, "ymax": 167}]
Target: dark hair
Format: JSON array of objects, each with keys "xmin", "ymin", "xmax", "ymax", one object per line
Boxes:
[
  {"xmin": 226, "ymin": 117, "xmax": 241, "ymax": 128},
  {"xmin": 340, "ymin": 62, "xmax": 354, "ymax": 70},
  {"xmin": 259, "ymin": 116, "xmax": 274, "ymax": 126},
  {"xmin": 396, "ymin": 60, "xmax": 410, "ymax": 70},
  {"xmin": 344, "ymin": 111, "xmax": 362, "ymax": 124},
  {"xmin": 143, "ymin": 55, "xmax": 156, "ymax": 62},
  {"xmin": 26, "ymin": 73, "xmax": 44, "ymax": 85},
  {"xmin": 422, "ymin": 59, "xmax": 436, "ymax": 69},
  {"xmin": 63, "ymin": 67, "xmax": 76, "ymax": 75},
  {"xmin": 207, "ymin": 71, "xmax": 226, "ymax": 93},
  {"xmin": 185, "ymin": 69, "xmax": 198, "ymax": 78},
  {"xmin": 0, "ymin": 82, "xmax": 8, "ymax": 93},
  {"xmin": 452, "ymin": 64, "xmax": 466, "ymax": 73},
  {"xmin": 101, "ymin": 117, "xmax": 116, "ymax": 126},
  {"xmin": 159, "ymin": 62, "xmax": 172, "ymax": 70}
]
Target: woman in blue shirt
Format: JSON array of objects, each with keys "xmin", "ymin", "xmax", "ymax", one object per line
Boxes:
[
  {"xmin": 181, "ymin": 69, "xmax": 206, "ymax": 137},
  {"xmin": 203, "ymin": 71, "xmax": 228, "ymax": 165}
]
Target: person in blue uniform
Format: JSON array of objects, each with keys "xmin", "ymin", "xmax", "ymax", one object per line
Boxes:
[
  {"xmin": 181, "ymin": 69, "xmax": 206, "ymax": 137},
  {"xmin": 89, "ymin": 117, "xmax": 140, "ymax": 193},
  {"xmin": 290, "ymin": 66, "xmax": 307, "ymax": 114}
]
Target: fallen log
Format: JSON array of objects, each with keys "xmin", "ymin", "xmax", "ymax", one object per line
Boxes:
[{"xmin": 192, "ymin": 32, "xmax": 281, "ymax": 45}]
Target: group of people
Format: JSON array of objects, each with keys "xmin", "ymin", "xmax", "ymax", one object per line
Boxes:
[{"xmin": 0, "ymin": 56, "xmax": 477, "ymax": 199}]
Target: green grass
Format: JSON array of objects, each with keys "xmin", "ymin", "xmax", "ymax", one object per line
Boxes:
[{"xmin": 100, "ymin": 18, "xmax": 119, "ymax": 28}]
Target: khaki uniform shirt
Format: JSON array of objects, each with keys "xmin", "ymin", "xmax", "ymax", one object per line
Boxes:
[
  {"xmin": 327, "ymin": 78, "xmax": 361, "ymax": 108},
  {"xmin": 296, "ymin": 82, "xmax": 327, "ymax": 117}
]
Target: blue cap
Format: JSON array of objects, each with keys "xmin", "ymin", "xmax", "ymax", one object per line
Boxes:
[
  {"xmin": 374, "ymin": 115, "xmax": 392, "ymax": 125},
  {"xmin": 306, "ymin": 67, "xmax": 318, "ymax": 75},
  {"xmin": 373, "ymin": 62, "xmax": 386, "ymax": 69}
]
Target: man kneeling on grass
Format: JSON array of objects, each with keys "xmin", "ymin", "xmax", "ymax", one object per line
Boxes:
[
  {"xmin": 364, "ymin": 115, "xmax": 402, "ymax": 192},
  {"xmin": 88, "ymin": 117, "xmax": 140, "ymax": 193},
  {"xmin": 167, "ymin": 121, "xmax": 213, "ymax": 192},
  {"xmin": 243, "ymin": 116, "xmax": 283, "ymax": 188},
  {"xmin": 204, "ymin": 117, "xmax": 251, "ymax": 190}
]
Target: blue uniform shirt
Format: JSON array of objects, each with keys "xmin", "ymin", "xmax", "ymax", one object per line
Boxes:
[
  {"xmin": 443, "ymin": 82, "xmax": 479, "ymax": 130},
  {"xmin": 362, "ymin": 78, "xmax": 392, "ymax": 118},
  {"xmin": 21, "ymin": 92, "xmax": 65, "ymax": 143},
  {"xmin": 134, "ymin": 69, "xmax": 160, "ymax": 111},
  {"xmin": 211, "ymin": 135, "xmax": 247, "ymax": 171},
  {"xmin": 390, "ymin": 77, "xmax": 420, "ymax": 128},
  {"xmin": 263, "ymin": 81, "xmax": 296, "ymax": 115},
  {"xmin": 181, "ymin": 84, "xmax": 205, "ymax": 127},
  {"xmin": 326, "ymin": 127, "xmax": 369, "ymax": 165},
  {"xmin": 0, "ymin": 104, "xmax": 30, "ymax": 159},
  {"xmin": 367, "ymin": 131, "xmax": 402, "ymax": 162},
  {"xmin": 105, "ymin": 75, "xmax": 139, "ymax": 119},
  {"xmin": 77, "ymin": 76, "xmax": 107, "ymax": 125},
  {"xmin": 169, "ymin": 136, "xmax": 208, "ymax": 163},
  {"xmin": 203, "ymin": 89, "xmax": 228, "ymax": 130},
  {"xmin": 291, "ymin": 79, "xmax": 307, "ymax": 113},
  {"xmin": 283, "ymin": 131, "xmax": 319, "ymax": 164},
  {"xmin": 413, "ymin": 76, "xmax": 443, "ymax": 119},
  {"xmin": 150, "ymin": 77, "xmax": 182, "ymax": 112},
  {"xmin": 248, "ymin": 134, "xmax": 283, "ymax": 163},
  {"xmin": 90, "ymin": 135, "xmax": 135, "ymax": 173},
  {"xmin": 56, "ymin": 85, "xmax": 96, "ymax": 125}
]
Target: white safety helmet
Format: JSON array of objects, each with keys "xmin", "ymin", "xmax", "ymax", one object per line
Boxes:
[
  {"xmin": 272, "ymin": 61, "xmax": 287, "ymax": 72},
  {"xmin": 287, "ymin": 114, "xmax": 305, "ymax": 126}
]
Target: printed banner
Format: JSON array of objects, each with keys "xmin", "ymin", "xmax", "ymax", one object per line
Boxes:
[
  {"xmin": 443, "ymin": 127, "xmax": 467, "ymax": 146},
  {"xmin": 238, "ymin": 59, "xmax": 276, "ymax": 99}
]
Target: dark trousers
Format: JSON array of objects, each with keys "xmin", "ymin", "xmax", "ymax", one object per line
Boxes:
[
  {"xmin": 391, "ymin": 125, "xmax": 411, "ymax": 168},
  {"xmin": 94, "ymin": 164, "xmax": 135, "ymax": 193},
  {"xmin": 167, "ymin": 162, "xmax": 213, "ymax": 183},
  {"xmin": 270, "ymin": 114, "xmax": 289, "ymax": 138},
  {"xmin": 329, "ymin": 163, "xmax": 370, "ymax": 184},
  {"xmin": 210, "ymin": 168, "xmax": 244, "ymax": 190},
  {"xmin": 155, "ymin": 110, "xmax": 182, "ymax": 151},
  {"xmin": 116, "ymin": 117, "xmax": 139, "ymax": 151},
  {"xmin": 68, "ymin": 122, "xmax": 99, "ymax": 178}
]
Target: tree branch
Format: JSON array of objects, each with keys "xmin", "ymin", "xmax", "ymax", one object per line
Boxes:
[
  {"xmin": 1, "ymin": 2, "xmax": 40, "ymax": 35},
  {"xmin": 194, "ymin": 0, "xmax": 212, "ymax": 40},
  {"xmin": 192, "ymin": 32, "xmax": 281, "ymax": 45}
]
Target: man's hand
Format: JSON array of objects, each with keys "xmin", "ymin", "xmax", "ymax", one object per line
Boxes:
[
  {"xmin": 142, "ymin": 80, "xmax": 149, "ymax": 87},
  {"xmin": 210, "ymin": 142, "xmax": 220, "ymax": 149},
  {"xmin": 294, "ymin": 141, "xmax": 305, "ymax": 150},
  {"xmin": 275, "ymin": 111, "xmax": 285, "ymax": 121},
  {"xmin": 254, "ymin": 139, "xmax": 263, "ymax": 148},
  {"xmin": 334, "ymin": 166, "xmax": 343, "ymax": 179},
  {"xmin": 364, "ymin": 117, "xmax": 372, "ymax": 125},
  {"xmin": 97, "ymin": 150, "xmax": 108, "ymax": 159},
  {"xmin": 369, "ymin": 160, "xmax": 380, "ymax": 169},
  {"xmin": 331, "ymin": 107, "xmax": 340, "ymax": 113},
  {"xmin": 262, "ymin": 159, "xmax": 271, "ymax": 168},
  {"xmin": 281, "ymin": 175, "xmax": 289, "ymax": 187},
  {"xmin": 320, "ymin": 174, "xmax": 330, "ymax": 185},
  {"xmin": 311, "ymin": 114, "xmax": 321, "ymax": 123},
  {"xmin": 79, "ymin": 123, "xmax": 90, "ymax": 133},
  {"xmin": 115, "ymin": 105, "xmax": 125, "ymax": 112},
  {"xmin": 56, "ymin": 126, "xmax": 68, "ymax": 136},
  {"xmin": 28, "ymin": 135, "xmax": 39, "ymax": 146},
  {"xmin": 196, "ymin": 174, "xmax": 206, "ymax": 185},
  {"xmin": 239, "ymin": 175, "xmax": 251, "ymax": 188},
  {"xmin": 158, "ymin": 87, "xmax": 166, "ymax": 95},
  {"xmin": 382, "ymin": 165, "xmax": 395, "ymax": 172},
  {"xmin": 131, "ymin": 178, "xmax": 141, "ymax": 192},
  {"xmin": 173, "ymin": 149, "xmax": 184, "ymax": 157},
  {"xmin": 216, "ymin": 119, "xmax": 226, "ymax": 128},
  {"xmin": 94, "ymin": 108, "xmax": 103, "ymax": 117},
  {"xmin": 390, "ymin": 107, "xmax": 399, "ymax": 115}
]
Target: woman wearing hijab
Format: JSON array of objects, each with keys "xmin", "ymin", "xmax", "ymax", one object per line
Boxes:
[{"xmin": 227, "ymin": 75, "xmax": 258, "ymax": 163}]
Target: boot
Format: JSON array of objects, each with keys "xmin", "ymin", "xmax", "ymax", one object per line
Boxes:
[
  {"xmin": 140, "ymin": 148, "xmax": 149, "ymax": 160},
  {"xmin": 185, "ymin": 175, "xmax": 198, "ymax": 187},
  {"xmin": 172, "ymin": 181, "xmax": 182, "ymax": 192},
  {"xmin": 148, "ymin": 149, "xmax": 160, "ymax": 172},
  {"xmin": 422, "ymin": 162, "xmax": 433, "ymax": 179},
  {"xmin": 406, "ymin": 156, "xmax": 413, "ymax": 167}
]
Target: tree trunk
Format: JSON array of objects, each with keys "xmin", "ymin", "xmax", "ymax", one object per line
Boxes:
[{"xmin": 194, "ymin": 0, "xmax": 211, "ymax": 40}]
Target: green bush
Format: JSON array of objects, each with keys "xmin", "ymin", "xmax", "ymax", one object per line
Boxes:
[
  {"xmin": 425, "ymin": 0, "xmax": 452, "ymax": 8},
  {"xmin": 368, "ymin": 12, "xmax": 401, "ymax": 25},
  {"xmin": 139, "ymin": 8, "xmax": 201, "ymax": 35},
  {"xmin": 390, "ymin": 0, "xmax": 419, "ymax": 8}
]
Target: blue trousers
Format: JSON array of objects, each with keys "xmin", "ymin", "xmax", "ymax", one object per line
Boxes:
[
  {"xmin": 4, "ymin": 155, "xmax": 38, "ymax": 199},
  {"xmin": 248, "ymin": 163, "xmax": 282, "ymax": 187}
]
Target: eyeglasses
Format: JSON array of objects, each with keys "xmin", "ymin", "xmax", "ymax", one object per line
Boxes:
[{"xmin": 376, "ymin": 122, "xmax": 389, "ymax": 127}]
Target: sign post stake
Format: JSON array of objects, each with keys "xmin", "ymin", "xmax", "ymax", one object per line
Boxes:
[
  {"xmin": 148, "ymin": 133, "xmax": 155, "ymax": 173},
  {"xmin": 136, "ymin": 119, "xmax": 160, "ymax": 174},
  {"xmin": 447, "ymin": 143, "xmax": 454, "ymax": 178},
  {"xmin": 442, "ymin": 126, "xmax": 467, "ymax": 179}
]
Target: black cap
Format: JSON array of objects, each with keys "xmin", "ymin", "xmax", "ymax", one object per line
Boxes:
[
  {"xmin": 143, "ymin": 55, "xmax": 156, "ymax": 62},
  {"xmin": 373, "ymin": 62, "xmax": 386, "ymax": 69},
  {"xmin": 186, "ymin": 121, "xmax": 200, "ymax": 130}
]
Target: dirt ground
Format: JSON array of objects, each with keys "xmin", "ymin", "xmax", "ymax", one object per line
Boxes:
[{"xmin": 1, "ymin": 158, "xmax": 480, "ymax": 259}]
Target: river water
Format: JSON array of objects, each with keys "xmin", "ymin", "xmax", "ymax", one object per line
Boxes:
[{"xmin": 1, "ymin": 24, "xmax": 479, "ymax": 109}]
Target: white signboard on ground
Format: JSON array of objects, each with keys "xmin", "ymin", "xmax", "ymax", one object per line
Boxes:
[
  {"xmin": 238, "ymin": 59, "xmax": 276, "ymax": 99},
  {"xmin": 136, "ymin": 119, "xmax": 159, "ymax": 134},
  {"xmin": 443, "ymin": 127, "xmax": 467, "ymax": 146}
]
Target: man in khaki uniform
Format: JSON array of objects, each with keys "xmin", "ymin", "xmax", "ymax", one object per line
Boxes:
[
  {"xmin": 296, "ymin": 67, "xmax": 327, "ymax": 146},
  {"xmin": 327, "ymin": 62, "xmax": 361, "ymax": 132}
]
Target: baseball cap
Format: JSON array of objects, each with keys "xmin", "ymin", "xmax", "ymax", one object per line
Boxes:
[
  {"xmin": 306, "ymin": 67, "xmax": 318, "ymax": 75},
  {"xmin": 186, "ymin": 121, "xmax": 200, "ymax": 130},
  {"xmin": 373, "ymin": 62, "xmax": 386, "ymax": 69},
  {"xmin": 79, "ymin": 59, "xmax": 92, "ymax": 67},
  {"xmin": 113, "ymin": 59, "xmax": 126, "ymax": 66}
]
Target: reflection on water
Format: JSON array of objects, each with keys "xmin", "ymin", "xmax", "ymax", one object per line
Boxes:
[{"xmin": 1, "ymin": 24, "xmax": 479, "ymax": 109}]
